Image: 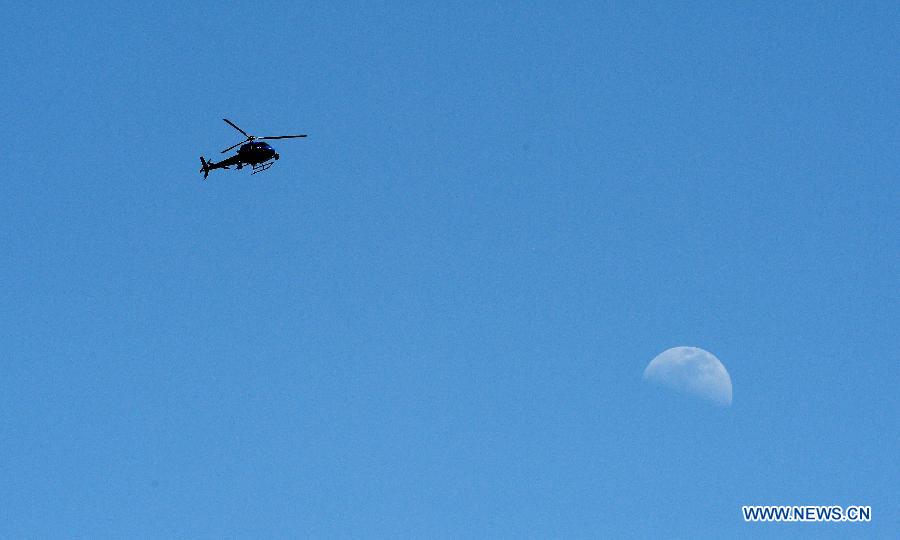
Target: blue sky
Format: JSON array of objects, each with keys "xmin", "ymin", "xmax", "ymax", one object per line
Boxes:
[{"xmin": 1, "ymin": 2, "xmax": 897, "ymax": 537}]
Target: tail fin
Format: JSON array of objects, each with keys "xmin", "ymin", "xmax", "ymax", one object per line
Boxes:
[{"xmin": 200, "ymin": 156, "xmax": 210, "ymax": 179}]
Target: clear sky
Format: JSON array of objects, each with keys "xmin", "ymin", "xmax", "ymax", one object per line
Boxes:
[{"xmin": 1, "ymin": 2, "xmax": 897, "ymax": 537}]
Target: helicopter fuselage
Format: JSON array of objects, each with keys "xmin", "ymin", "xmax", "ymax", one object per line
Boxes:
[
  {"xmin": 200, "ymin": 142, "xmax": 280, "ymax": 178},
  {"xmin": 220, "ymin": 142, "xmax": 279, "ymax": 168}
]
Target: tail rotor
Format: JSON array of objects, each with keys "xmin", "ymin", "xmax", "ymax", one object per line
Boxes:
[{"xmin": 200, "ymin": 156, "xmax": 210, "ymax": 179}]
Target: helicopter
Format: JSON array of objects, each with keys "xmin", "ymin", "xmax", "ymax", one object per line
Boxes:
[{"xmin": 199, "ymin": 118, "xmax": 307, "ymax": 179}]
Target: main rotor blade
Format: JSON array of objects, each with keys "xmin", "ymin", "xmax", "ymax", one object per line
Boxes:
[
  {"xmin": 257, "ymin": 135, "xmax": 308, "ymax": 140},
  {"xmin": 221, "ymin": 140, "xmax": 246, "ymax": 154},
  {"xmin": 223, "ymin": 118, "xmax": 251, "ymax": 138}
]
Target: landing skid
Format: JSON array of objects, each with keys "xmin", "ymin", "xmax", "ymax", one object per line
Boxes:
[{"xmin": 251, "ymin": 160, "xmax": 275, "ymax": 175}]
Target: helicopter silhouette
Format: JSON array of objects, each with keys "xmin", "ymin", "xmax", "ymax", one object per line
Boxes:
[{"xmin": 200, "ymin": 119, "xmax": 307, "ymax": 179}]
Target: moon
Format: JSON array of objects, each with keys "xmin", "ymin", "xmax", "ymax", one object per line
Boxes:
[{"xmin": 643, "ymin": 347, "xmax": 732, "ymax": 406}]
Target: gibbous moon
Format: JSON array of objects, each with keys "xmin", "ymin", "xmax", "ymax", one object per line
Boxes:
[{"xmin": 643, "ymin": 346, "xmax": 732, "ymax": 406}]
